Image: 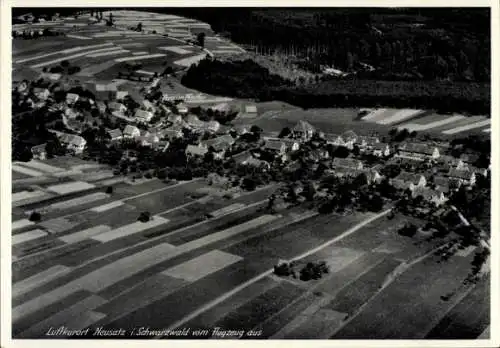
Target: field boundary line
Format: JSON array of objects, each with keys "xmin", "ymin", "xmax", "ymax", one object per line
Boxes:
[{"xmin": 157, "ymin": 208, "xmax": 392, "ymax": 336}]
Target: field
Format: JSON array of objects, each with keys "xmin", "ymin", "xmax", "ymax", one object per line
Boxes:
[
  {"xmin": 361, "ymin": 109, "xmax": 490, "ymax": 136},
  {"xmin": 11, "ymin": 163, "xmax": 489, "ymax": 338}
]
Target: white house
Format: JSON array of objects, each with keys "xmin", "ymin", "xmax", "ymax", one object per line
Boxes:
[
  {"xmin": 66, "ymin": 93, "xmax": 79, "ymax": 105},
  {"xmin": 134, "ymin": 109, "xmax": 154, "ymax": 123},
  {"xmin": 108, "ymin": 102, "xmax": 127, "ymax": 113},
  {"xmin": 397, "ymin": 143, "xmax": 440, "ymax": 161},
  {"xmin": 123, "ymin": 125, "xmax": 141, "ymax": 139},
  {"xmin": 58, "ymin": 133, "xmax": 87, "ymax": 154},
  {"xmin": 372, "ymin": 143, "xmax": 391, "ymax": 157}
]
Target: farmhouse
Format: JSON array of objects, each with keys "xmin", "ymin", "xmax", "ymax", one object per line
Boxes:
[
  {"xmin": 93, "ymin": 83, "xmax": 118, "ymax": 100},
  {"xmin": 31, "ymin": 143, "xmax": 47, "ymax": 160},
  {"xmin": 33, "ymin": 87, "xmax": 50, "ymax": 100},
  {"xmin": 342, "ymin": 130, "xmax": 358, "ymax": 144},
  {"xmin": 396, "ymin": 142, "xmax": 440, "ymax": 161},
  {"xmin": 167, "ymin": 114, "xmax": 182, "ymax": 124},
  {"xmin": 412, "ymin": 187, "xmax": 447, "ymax": 206},
  {"xmin": 66, "ymin": 93, "xmax": 79, "ymax": 105},
  {"xmin": 332, "ymin": 157, "xmax": 364, "ymax": 170},
  {"xmin": 123, "ymin": 125, "xmax": 141, "ymax": 139},
  {"xmin": 57, "ymin": 133, "xmax": 87, "ymax": 154},
  {"xmin": 292, "ymin": 121, "xmax": 315, "ymax": 141},
  {"xmin": 96, "ymin": 101, "xmax": 107, "ymax": 114},
  {"xmin": 107, "ymin": 128, "xmax": 123, "ymax": 142},
  {"xmin": 242, "ymin": 156, "xmax": 271, "ymax": 170},
  {"xmin": 185, "ymin": 144, "xmax": 209, "ymax": 157},
  {"xmin": 137, "ymin": 134, "xmax": 159, "ymax": 147},
  {"xmin": 325, "ymin": 134, "xmax": 344, "ymax": 146},
  {"xmin": 64, "ymin": 108, "xmax": 80, "ymax": 120},
  {"xmin": 390, "ymin": 172, "xmax": 426, "ymax": 191},
  {"xmin": 372, "ymin": 143, "xmax": 391, "ymax": 157},
  {"xmin": 116, "ymin": 91, "xmax": 129, "ymax": 100},
  {"xmin": 446, "ymin": 168, "xmax": 476, "ymax": 186},
  {"xmin": 355, "ymin": 135, "xmax": 380, "ymax": 149},
  {"xmin": 134, "ymin": 109, "xmax": 154, "ymax": 123}
]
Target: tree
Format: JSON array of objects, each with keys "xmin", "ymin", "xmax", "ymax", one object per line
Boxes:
[
  {"xmin": 29, "ymin": 211, "xmax": 41, "ymax": 222},
  {"xmin": 106, "ymin": 186, "xmax": 113, "ymax": 194},
  {"xmin": 60, "ymin": 60, "xmax": 70, "ymax": 68},
  {"xmin": 278, "ymin": 127, "xmax": 291, "ymax": 138},
  {"xmin": 137, "ymin": 22, "xmax": 143, "ymax": 32},
  {"xmin": 197, "ymin": 32, "xmax": 206, "ymax": 48}
]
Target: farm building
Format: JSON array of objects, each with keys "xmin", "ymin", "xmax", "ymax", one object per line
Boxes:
[
  {"xmin": 432, "ymin": 175, "xmax": 461, "ymax": 194},
  {"xmin": 396, "ymin": 142, "xmax": 440, "ymax": 161},
  {"xmin": 57, "ymin": 133, "xmax": 87, "ymax": 154},
  {"xmin": 438, "ymin": 155, "xmax": 467, "ymax": 170},
  {"xmin": 342, "ymin": 130, "xmax": 358, "ymax": 143},
  {"xmin": 203, "ymin": 134, "xmax": 235, "ymax": 151},
  {"xmin": 391, "ymin": 171, "xmax": 427, "ymax": 191},
  {"xmin": 141, "ymin": 99, "xmax": 156, "ymax": 111},
  {"xmin": 64, "ymin": 108, "xmax": 80, "ymax": 120},
  {"xmin": 161, "ymin": 128, "xmax": 184, "ymax": 140},
  {"xmin": 185, "ymin": 144, "xmax": 209, "ymax": 157},
  {"xmin": 66, "ymin": 93, "xmax": 79, "ymax": 105},
  {"xmin": 412, "ymin": 187, "xmax": 448, "ymax": 206},
  {"xmin": 177, "ymin": 104, "xmax": 189, "ymax": 114},
  {"xmin": 325, "ymin": 134, "xmax": 345, "ymax": 147},
  {"xmin": 241, "ymin": 156, "xmax": 271, "ymax": 170},
  {"xmin": 281, "ymin": 138, "xmax": 301, "ymax": 152},
  {"xmin": 264, "ymin": 139, "xmax": 287, "ymax": 155},
  {"xmin": 116, "ymin": 91, "xmax": 129, "ymax": 100},
  {"xmin": 31, "ymin": 143, "xmax": 47, "ymax": 160},
  {"xmin": 232, "ymin": 125, "xmax": 249, "ymax": 135},
  {"xmin": 137, "ymin": 134, "xmax": 160, "ymax": 147},
  {"xmin": 332, "ymin": 157, "xmax": 364, "ymax": 170},
  {"xmin": 33, "ymin": 87, "xmax": 50, "ymax": 100},
  {"xmin": 470, "ymin": 166, "xmax": 488, "ymax": 177},
  {"xmin": 237, "ymin": 104, "xmax": 258, "ymax": 118},
  {"xmin": 372, "ymin": 143, "xmax": 391, "ymax": 157},
  {"xmin": 167, "ymin": 114, "xmax": 182, "ymax": 124},
  {"xmin": 292, "ymin": 120, "xmax": 315, "ymax": 141},
  {"xmin": 96, "ymin": 101, "xmax": 107, "ymax": 113},
  {"xmin": 307, "ymin": 148, "xmax": 330, "ymax": 162},
  {"xmin": 134, "ymin": 109, "xmax": 154, "ymax": 123},
  {"xmin": 107, "ymin": 128, "xmax": 123, "ymax": 142},
  {"xmin": 123, "ymin": 125, "xmax": 141, "ymax": 139},
  {"xmin": 153, "ymin": 140, "xmax": 170, "ymax": 152},
  {"xmin": 108, "ymin": 102, "xmax": 127, "ymax": 113},
  {"xmin": 446, "ymin": 169, "xmax": 476, "ymax": 186}
]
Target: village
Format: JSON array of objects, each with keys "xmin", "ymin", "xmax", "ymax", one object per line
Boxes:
[{"xmin": 13, "ymin": 71, "xmax": 491, "ymax": 219}]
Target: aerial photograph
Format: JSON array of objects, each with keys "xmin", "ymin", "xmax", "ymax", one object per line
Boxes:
[{"xmin": 9, "ymin": 7, "xmax": 491, "ymax": 340}]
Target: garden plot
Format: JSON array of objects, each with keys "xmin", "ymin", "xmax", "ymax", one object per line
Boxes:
[
  {"xmin": 398, "ymin": 115, "xmax": 466, "ymax": 132},
  {"xmin": 12, "ymin": 190, "xmax": 46, "ymax": 203},
  {"xmin": 132, "ymin": 51, "xmax": 149, "ymax": 55},
  {"xmin": 75, "ymin": 171, "xmax": 115, "ymax": 182},
  {"xmin": 87, "ymin": 49, "xmax": 130, "ymax": 58},
  {"xmin": 483, "ymin": 128, "xmax": 491, "ymax": 133},
  {"xmin": 361, "ymin": 108, "xmax": 391, "ymax": 121},
  {"xmin": 48, "ymin": 192, "xmax": 109, "ymax": 211},
  {"xmin": 120, "ymin": 43, "xmax": 146, "ymax": 48},
  {"xmin": 442, "ymin": 119, "xmax": 491, "ymax": 135},
  {"xmin": 15, "ymin": 160, "xmax": 64, "ymax": 173},
  {"xmin": 136, "ymin": 70, "xmax": 155, "ymax": 75},
  {"xmin": 114, "ymin": 53, "xmax": 166, "ymax": 63},
  {"xmin": 39, "ymin": 217, "xmax": 80, "ymax": 234},
  {"xmin": 211, "ymin": 49, "xmax": 245, "ymax": 55},
  {"xmin": 423, "ymin": 115, "xmax": 487, "ymax": 133},
  {"xmin": 90, "ymin": 216, "xmax": 170, "ymax": 242},
  {"xmin": 90, "ymin": 201, "xmax": 125, "ymax": 213},
  {"xmin": 51, "ymin": 169, "xmax": 83, "ymax": 178},
  {"xmin": 376, "ymin": 109, "xmax": 425, "ymax": 125},
  {"xmin": 28, "ymin": 43, "xmax": 116, "ymax": 68},
  {"xmin": 12, "ymin": 165, "xmax": 44, "ymax": 177},
  {"xmin": 77, "ymin": 60, "xmax": 118, "ymax": 76},
  {"xmin": 12, "ymin": 265, "xmax": 71, "ymax": 299},
  {"xmin": 162, "ymin": 250, "xmax": 243, "ymax": 282},
  {"xmin": 159, "ymin": 46, "xmax": 192, "ymax": 54},
  {"xmin": 12, "ymin": 219, "xmax": 35, "ymax": 231},
  {"xmin": 59, "ymin": 225, "xmax": 112, "ymax": 244},
  {"xmin": 12, "ymin": 229, "xmax": 47, "ymax": 245},
  {"xmin": 174, "ymin": 54, "xmax": 207, "ymax": 67},
  {"xmin": 46, "ymin": 181, "xmax": 95, "ymax": 195},
  {"xmin": 66, "ymin": 34, "xmax": 92, "ymax": 40}
]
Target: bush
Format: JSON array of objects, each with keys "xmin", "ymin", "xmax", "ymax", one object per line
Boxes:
[
  {"xmin": 29, "ymin": 211, "xmax": 41, "ymax": 222},
  {"xmin": 137, "ymin": 211, "xmax": 151, "ymax": 223},
  {"xmin": 106, "ymin": 186, "xmax": 113, "ymax": 194}
]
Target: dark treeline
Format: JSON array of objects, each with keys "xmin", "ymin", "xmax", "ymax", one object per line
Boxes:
[
  {"xmin": 163, "ymin": 8, "xmax": 490, "ymax": 82},
  {"xmin": 182, "ymin": 58, "xmax": 490, "ymax": 114}
]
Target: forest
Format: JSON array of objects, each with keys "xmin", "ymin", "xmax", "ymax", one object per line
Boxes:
[{"xmin": 181, "ymin": 57, "xmax": 490, "ymax": 114}]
